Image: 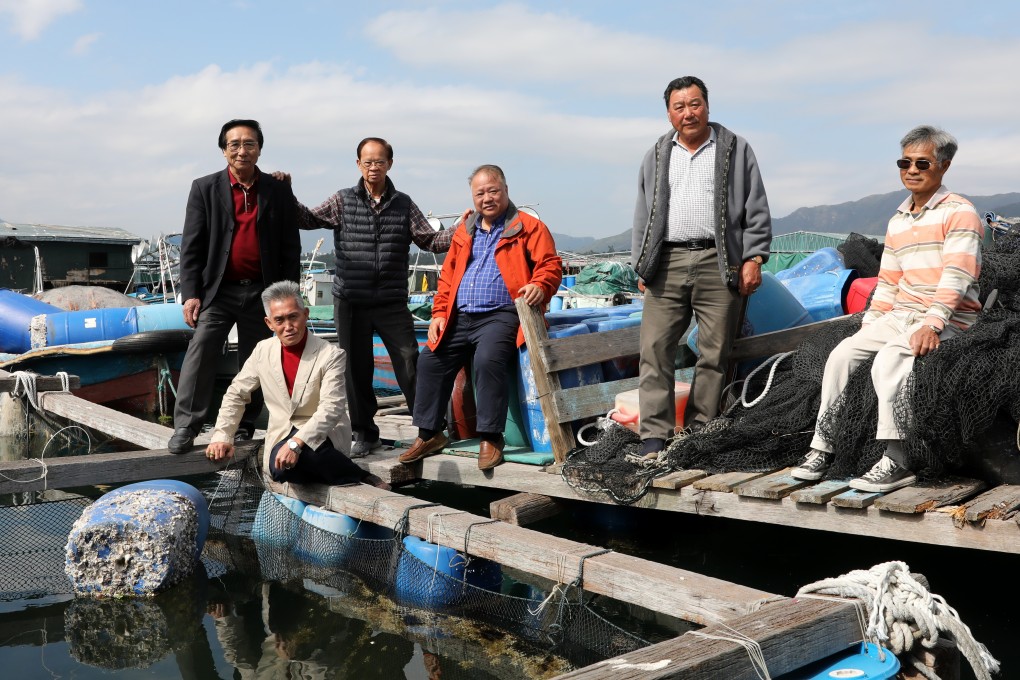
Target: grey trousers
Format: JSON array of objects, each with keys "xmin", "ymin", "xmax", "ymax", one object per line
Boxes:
[
  {"xmin": 334, "ymin": 298, "xmax": 420, "ymax": 442},
  {"xmin": 638, "ymin": 246, "xmax": 740, "ymax": 441},
  {"xmin": 810, "ymin": 310, "xmax": 959, "ymax": 455}
]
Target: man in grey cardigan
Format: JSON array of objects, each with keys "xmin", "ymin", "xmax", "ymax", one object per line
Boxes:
[{"xmin": 631, "ymin": 76, "xmax": 772, "ymax": 457}]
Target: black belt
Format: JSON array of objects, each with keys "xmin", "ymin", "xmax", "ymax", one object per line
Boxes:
[
  {"xmin": 665, "ymin": 239, "xmax": 715, "ymax": 250},
  {"xmin": 225, "ymin": 278, "xmax": 263, "ymax": 286}
]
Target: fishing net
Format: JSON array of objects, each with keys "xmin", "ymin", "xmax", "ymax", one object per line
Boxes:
[
  {"xmin": 837, "ymin": 232, "xmax": 884, "ymax": 278},
  {"xmin": 561, "ymin": 226, "xmax": 1020, "ymax": 503},
  {"xmin": 0, "ymin": 456, "xmax": 658, "ymax": 675}
]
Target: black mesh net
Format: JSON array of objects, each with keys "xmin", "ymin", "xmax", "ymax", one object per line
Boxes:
[
  {"xmin": 561, "ymin": 226, "xmax": 1020, "ymax": 503},
  {"xmin": 838, "ymin": 232, "xmax": 884, "ymax": 278}
]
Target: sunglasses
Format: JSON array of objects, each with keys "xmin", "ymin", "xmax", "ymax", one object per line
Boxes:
[{"xmin": 896, "ymin": 158, "xmax": 936, "ymax": 171}]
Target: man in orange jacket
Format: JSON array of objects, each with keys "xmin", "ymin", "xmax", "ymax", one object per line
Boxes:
[{"xmin": 399, "ymin": 164, "xmax": 562, "ymax": 470}]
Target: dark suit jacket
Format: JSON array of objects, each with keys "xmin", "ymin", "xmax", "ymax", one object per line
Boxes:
[{"xmin": 179, "ymin": 167, "xmax": 302, "ymax": 306}]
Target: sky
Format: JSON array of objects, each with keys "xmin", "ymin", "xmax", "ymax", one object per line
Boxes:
[{"xmin": 2, "ymin": 0, "xmax": 1019, "ymax": 243}]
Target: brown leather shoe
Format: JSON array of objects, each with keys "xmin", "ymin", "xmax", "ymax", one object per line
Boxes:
[
  {"xmin": 478, "ymin": 437, "xmax": 504, "ymax": 470},
  {"xmin": 398, "ymin": 433, "xmax": 449, "ymax": 464}
]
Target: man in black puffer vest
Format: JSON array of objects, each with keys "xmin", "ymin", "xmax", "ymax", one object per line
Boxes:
[{"xmin": 295, "ymin": 138, "xmax": 453, "ymax": 457}]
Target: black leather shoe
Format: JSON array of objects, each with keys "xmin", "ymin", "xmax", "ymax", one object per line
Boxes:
[
  {"xmin": 168, "ymin": 427, "xmax": 196, "ymax": 454},
  {"xmin": 233, "ymin": 427, "xmax": 252, "ymax": 443}
]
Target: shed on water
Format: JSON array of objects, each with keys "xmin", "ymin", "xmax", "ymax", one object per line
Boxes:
[{"xmin": 0, "ymin": 220, "xmax": 143, "ymax": 292}]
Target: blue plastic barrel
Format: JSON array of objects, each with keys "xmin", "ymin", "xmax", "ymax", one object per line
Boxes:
[
  {"xmin": 252, "ymin": 492, "xmax": 307, "ymax": 547},
  {"xmin": 395, "ymin": 535, "xmax": 502, "ymax": 608},
  {"xmin": 560, "ymin": 275, "xmax": 577, "ymax": 290},
  {"xmin": 134, "ymin": 303, "xmax": 191, "ymax": 332},
  {"xmin": 0, "ymin": 290, "xmax": 61, "ymax": 353},
  {"xmin": 778, "ymin": 642, "xmax": 899, "ymax": 679},
  {"xmin": 596, "ymin": 316, "xmax": 643, "ymax": 380},
  {"xmin": 519, "ymin": 323, "xmax": 604, "ymax": 452},
  {"xmin": 549, "ymin": 295, "xmax": 564, "ymax": 311},
  {"xmin": 781, "ymin": 269, "xmax": 859, "ymax": 321},
  {"xmin": 774, "ymin": 247, "xmax": 845, "ymax": 281},
  {"xmin": 45, "ymin": 307, "xmax": 139, "ymax": 347},
  {"xmin": 64, "ymin": 480, "xmax": 209, "ymax": 596},
  {"xmin": 295, "ymin": 505, "xmax": 394, "ymax": 567},
  {"xmin": 688, "ymin": 272, "xmax": 812, "ymax": 355}
]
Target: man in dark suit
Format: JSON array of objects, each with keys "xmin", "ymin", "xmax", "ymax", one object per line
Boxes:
[{"xmin": 168, "ymin": 119, "xmax": 302, "ymax": 454}]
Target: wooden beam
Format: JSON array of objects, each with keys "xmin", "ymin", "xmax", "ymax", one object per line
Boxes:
[
  {"xmin": 516, "ymin": 298, "xmax": 576, "ymax": 463},
  {"xmin": 963, "ymin": 485, "xmax": 1020, "ymax": 523},
  {"xmin": 0, "ymin": 443, "xmax": 258, "ymax": 494},
  {"xmin": 734, "ymin": 470, "xmax": 813, "ymax": 500},
  {"xmin": 873, "ymin": 477, "xmax": 987, "ymax": 514},
  {"xmin": 37, "ymin": 391, "xmax": 211, "ymax": 450},
  {"xmin": 790, "ymin": 479, "xmax": 851, "ymax": 505},
  {"xmin": 269, "ymin": 480, "xmax": 778, "ymax": 625},
  {"xmin": 540, "ymin": 326, "xmax": 640, "ymax": 372},
  {"xmin": 557, "ymin": 598, "xmax": 862, "ymax": 680},
  {"xmin": 729, "ymin": 316, "xmax": 847, "ymax": 362},
  {"xmin": 0, "ymin": 371, "xmax": 80, "ymax": 392},
  {"xmin": 694, "ymin": 472, "xmax": 767, "ymax": 492},
  {"xmin": 489, "ymin": 492, "xmax": 563, "ymax": 525},
  {"xmin": 552, "ymin": 377, "xmax": 640, "ymax": 422}
]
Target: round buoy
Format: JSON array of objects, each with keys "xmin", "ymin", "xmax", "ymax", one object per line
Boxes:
[{"xmin": 394, "ymin": 535, "xmax": 502, "ymax": 608}]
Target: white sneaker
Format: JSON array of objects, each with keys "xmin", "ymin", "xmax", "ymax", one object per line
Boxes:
[{"xmin": 849, "ymin": 455, "xmax": 917, "ymax": 493}]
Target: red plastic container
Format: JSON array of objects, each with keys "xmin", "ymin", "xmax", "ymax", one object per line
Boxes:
[{"xmin": 844, "ymin": 277, "xmax": 879, "ymax": 314}]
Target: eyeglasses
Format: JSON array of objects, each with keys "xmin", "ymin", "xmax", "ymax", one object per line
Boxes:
[
  {"xmin": 360, "ymin": 160, "xmax": 388, "ymax": 168},
  {"xmin": 226, "ymin": 141, "xmax": 259, "ymax": 152},
  {"xmin": 896, "ymin": 158, "xmax": 936, "ymax": 171}
]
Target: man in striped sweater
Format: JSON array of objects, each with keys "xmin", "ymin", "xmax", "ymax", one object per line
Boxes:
[{"xmin": 792, "ymin": 125, "xmax": 984, "ymax": 492}]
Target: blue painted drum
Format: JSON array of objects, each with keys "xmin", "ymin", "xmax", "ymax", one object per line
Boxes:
[
  {"xmin": 294, "ymin": 505, "xmax": 395, "ymax": 567},
  {"xmin": 64, "ymin": 480, "xmax": 209, "ymax": 597},
  {"xmin": 778, "ymin": 642, "xmax": 899, "ymax": 679},
  {"xmin": 395, "ymin": 535, "xmax": 502, "ymax": 608},
  {"xmin": 252, "ymin": 492, "xmax": 307, "ymax": 548}
]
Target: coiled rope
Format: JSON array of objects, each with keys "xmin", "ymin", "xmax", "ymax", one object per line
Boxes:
[
  {"xmin": 10, "ymin": 370, "xmax": 72, "ymax": 411},
  {"xmin": 797, "ymin": 561, "xmax": 999, "ymax": 680}
]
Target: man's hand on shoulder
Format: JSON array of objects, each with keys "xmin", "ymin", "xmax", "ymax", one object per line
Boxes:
[
  {"xmin": 270, "ymin": 171, "xmax": 292, "ymax": 184},
  {"xmin": 183, "ymin": 298, "xmax": 201, "ymax": 328}
]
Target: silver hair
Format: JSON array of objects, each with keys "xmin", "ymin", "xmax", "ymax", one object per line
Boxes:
[
  {"xmin": 261, "ymin": 280, "xmax": 306, "ymax": 316},
  {"xmin": 900, "ymin": 125, "xmax": 959, "ymax": 164},
  {"xmin": 468, "ymin": 164, "xmax": 507, "ymax": 187}
]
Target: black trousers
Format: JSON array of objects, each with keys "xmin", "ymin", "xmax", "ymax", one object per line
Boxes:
[
  {"xmin": 268, "ymin": 427, "xmax": 367, "ymax": 484},
  {"xmin": 412, "ymin": 307, "xmax": 519, "ymax": 435},
  {"xmin": 174, "ymin": 281, "xmax": 269, "ymax": 434},
  {"xmin": 334, "ymin": 298, "xmax": 420, "ymax": 442}
]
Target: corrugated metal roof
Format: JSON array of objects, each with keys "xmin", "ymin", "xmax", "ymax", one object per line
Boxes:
[{"xmin": 0, "ymin": 221, "xmax": 141, "ymax": 245}]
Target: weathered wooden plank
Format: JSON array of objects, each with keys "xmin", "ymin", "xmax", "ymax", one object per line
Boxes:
[
  {"xmin": 37, "ymin": 391, "xmax": 210, "ymax": 450},
  {"xmin": 652, "ymin": 469, "xmax": 707, "ymax": 490},
  {"xmin": 963, "ymin": 484, "xmax": 1020, "ymax": 523},
  {"xmin": 552, "ymin": 377, "xmax": 640, "ymax": 422},
  {"xmin": 733, "ymin": 469, "xmax": 813, "ymax": 500},
  {"xmin": 557, "ymin": 598, "xmax": 861, "ymax": 680},
  {"xmin": 375, "ymin": 415, "xmax": 418, "ymax": 444},
  {"xmin": 516, "ymin": 298, "xmax": 577, "ymax": 462},
  {"xmin": 790, "ymin": 479, "xmax": 851, "ymax": 504},
  {"xmin": 0, "ymin": 444, "xmax": 258, "ymax": 494},
  {"xmin": 404, "ymin": 452, "xmax": 1020, "ymax": 554},
  {"xmin": 693, "ymin": 471, "xmax": 767, "ymax": 492},
  {"xmin": 729, "ymin": 316, "xmax": 847, "ymax": 362},
  {"xmin": 0, "ymin": 374, "xmax": 80, "ymax": 392},
  {"xmin": 831, "ymin": 488, "xmax": 882, "ymax": 508},
  {"xmin": 873, "ymin": 477, "xmax": 987, "ymax": 514},
  {"xmin": 270, "ymin": 480, "xmax": 778, "ymax": 625},
  {"xmin": 540, "ymin": 326, "xmax": 640, "ymax": 372},
  {"xmin": 489, "ymin": 492, "xmax": 563, "ymax": 526}
]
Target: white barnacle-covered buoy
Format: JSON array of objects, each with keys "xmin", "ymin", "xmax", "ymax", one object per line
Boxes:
[{"xmin": 65, "ymin": 480, "xmax": 209, "ymax": 597}]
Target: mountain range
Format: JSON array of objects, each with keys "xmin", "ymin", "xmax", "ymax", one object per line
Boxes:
[{"xmin": 549, "ymin": 190, "xmax": 1020, "ymax": 255}]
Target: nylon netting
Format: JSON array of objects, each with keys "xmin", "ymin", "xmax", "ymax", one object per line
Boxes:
[
  {"xmin": 0, "ymin": 456, "xmax": 655, "ymax": 674},
  {"xmin": 562, "ymin": 226, "xmax": 1020, "ymax": 504},
  {"xmin": 838, "ymin": 232, "xmax": 884, "ymax": 278}
]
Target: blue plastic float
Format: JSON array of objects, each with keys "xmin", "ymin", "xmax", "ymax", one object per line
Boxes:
[
  {"xmin": 781, "ymin": 269, "xmax": 859, "ymax": 321},
  {"xmin": 774, "ymin": 247, "xmax": 845, "ymax": 281},
  {"xmin": 395, "ymin": 535, "xmax": 502, "ymax": 608},
  {"xmin": 252, "ymin": 492, "xmax": 307, "ymax": 548},
  {"xmin": 64, "ymin": 480, "xmax": 209, "ymax": 597},
  {"xmin": 778, "ymin": 642, "xmax": 899, "ymax": 679},
  {"xmin": 295, "ymin": 505, "xmax": 394, "ymax": 567}
]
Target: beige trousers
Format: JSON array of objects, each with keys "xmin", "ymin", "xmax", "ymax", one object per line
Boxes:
[
  {"xmin": 810, "ymin": 310, "xmax": 958, "ymax": 452},
  {"xmin": 639, "ymin": 246, "xmax": 740, "ymax": 440}
]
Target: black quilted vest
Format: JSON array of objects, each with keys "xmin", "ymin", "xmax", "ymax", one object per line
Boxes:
[{"xmin": 331, "ymin": 179, "xmax": 413, "ymax": 304}]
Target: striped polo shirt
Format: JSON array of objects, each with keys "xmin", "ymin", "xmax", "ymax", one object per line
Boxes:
[{"xmin": 864, "ymin": 186, "xmax": 983, "ymax": 330}]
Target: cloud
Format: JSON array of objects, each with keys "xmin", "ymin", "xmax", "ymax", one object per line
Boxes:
[
  {"xmin": 71, "ymin": 31, "xmax": 99, "ymax": 55},
  {"xmin": 0, "ymin": 0, "xmax": 82, "ymax": 40}
]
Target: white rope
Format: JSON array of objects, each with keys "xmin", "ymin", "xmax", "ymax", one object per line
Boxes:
[
  {"xmin": 797, "ymin": 561, "xmax": 1000, "ymax": 680},
  {"xmin": 689, "ymin": 623, "xmax": 771, "ymax": 680},
  {"xmin": 739, "ymin": 352, "xmax": 795, "ymax": 409},
  {"xmin": 576, "ymin": 409, "xmax": 620, "ymax": 446},
  {"xmin": 528, "ymin": 552, "xmax": 571, "ymax": 616},
  {"xmin": 10, "ymin": 371, "xmax": 41, "ymax": 410}
]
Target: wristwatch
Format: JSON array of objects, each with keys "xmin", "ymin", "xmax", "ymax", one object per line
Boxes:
[
  {"xmin": 748, "ymin": 255, "xmax": 764, "ymax": 265},
  {"xmin": 927, "ymin": 324, "xmax": 942, "ymax": 335},
  {"xmin": 288, "ymin": 440, "xmax": 301, "ymax": 452}
]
